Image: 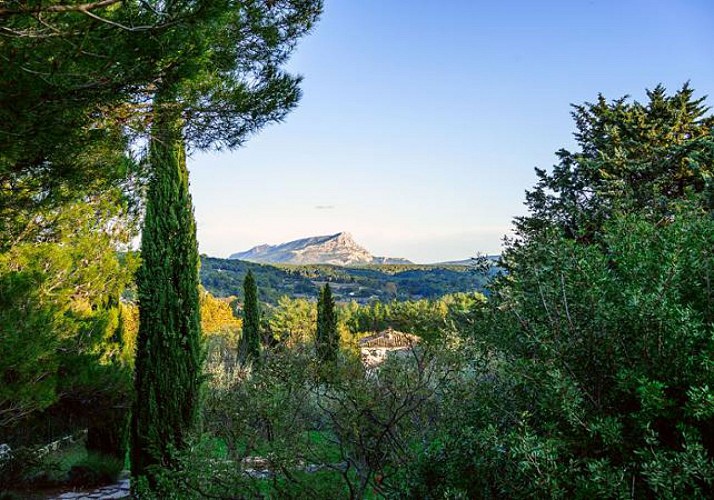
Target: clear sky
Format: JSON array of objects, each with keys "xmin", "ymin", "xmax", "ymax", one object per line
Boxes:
[{"xmin": 188, "ymin": 0, "xmax": 714, "ymax": 263}]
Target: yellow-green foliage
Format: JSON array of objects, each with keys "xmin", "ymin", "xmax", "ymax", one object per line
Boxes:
[
  {"xmin": 269, "ymin": 296, "xmax": 317, "ymax": 346},
  {"xmin": 0, "ymin": 198, "xmax": 137, "ymax": 429},
  {"xmin": 201, "ymin": 288, "xmax": 242, "ymax": 338}
]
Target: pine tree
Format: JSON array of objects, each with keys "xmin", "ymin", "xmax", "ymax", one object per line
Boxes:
[
  {"xmin": 131, "ymin": 92, "xmax": 202, "ymax": 479},
  {"xmin": 240, "ymin": 270, "xmax": 261, "ymax": 362},
  {"xmin": 316, "ymin": 283, "xmax": 338, "ymax": 364}
]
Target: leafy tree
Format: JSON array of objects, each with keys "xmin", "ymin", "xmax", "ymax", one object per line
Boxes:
[
  {"xmin": 464, "ymin": 206, "xmax": 714, "ymax": 498},
  {"xmin": 200, "ymin": 289, "xmax": 241, "ymax": 337},
  {"xmin": 316, "ymin": 283, "xmax": 338, "ymax": 364},
  {"xmin": 0, "ymin": 1, "xmax": 167, "ymax": 249},
  {"xmin": 426, "ymin": 86, "xmax": 714, "ymax": 498},
  {"xmin": 268, "ymin": 296, "xmax": 317, "ymax": 347},
  {"xmin": 0, "ymin": 196, "xmax": 137, "ymax": 451},
  {"xmin": 240, "ymin": 270, "xmax": 261, "ymax": 362}
]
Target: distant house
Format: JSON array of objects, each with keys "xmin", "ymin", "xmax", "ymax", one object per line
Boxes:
[{"xmin": 359, "ymin": 327, "xmax": 420, "ymax": 368}]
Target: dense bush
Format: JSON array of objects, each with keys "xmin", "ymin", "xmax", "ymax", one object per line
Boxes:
[
  {"xmin": 396, "ymin": 85, "xmax": 714, "ymax": 498},
  {"xmin": 393, "ymin": 208, "xmax": 714, "ymax": 499}
]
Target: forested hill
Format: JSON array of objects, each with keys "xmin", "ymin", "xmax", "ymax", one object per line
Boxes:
[{"xmin": 200, "ymin": 256, "xmax": 495, "ymax": 305}]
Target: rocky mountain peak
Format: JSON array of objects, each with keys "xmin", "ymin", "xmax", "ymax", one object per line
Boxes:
[{"xmin": 228, "ymin": 232, "xmax": 412, "ymax": 266}]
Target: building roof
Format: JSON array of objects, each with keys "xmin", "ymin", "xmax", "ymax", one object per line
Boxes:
[{"xmin": 358, "ymin": 327, "xmax": 420, "ymax": 349}]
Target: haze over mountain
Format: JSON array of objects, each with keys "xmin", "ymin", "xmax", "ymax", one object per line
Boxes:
[{"xmin": 229, "ymin": 232, "xmax": 412, "ymax": 266}]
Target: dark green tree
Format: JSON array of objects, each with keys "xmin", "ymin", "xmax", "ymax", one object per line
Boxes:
[
  {"xmin": 439, "ymin": 86, "xmax": 714, "ymax": 498},
  {"xmin": 515, "ymin": 84, "xmax": 714, "ymax": 243},
  {"xmin": 131, "ymin": 93, "xmax": 203, "ymax": 478},
  {"xmin": 316, "ymin": 283, "xmax": 338, "ymax": 364},
  {"xmin": 0, "ymin": 1, "xmax": 163, "ymax": 248},
  {"xmin": 240, "ymin": 270, "xmax": 261, "ymax": 362},
  {"xmin": 130, "ymin": 1, "xmax": 321, "ymax": 482}
]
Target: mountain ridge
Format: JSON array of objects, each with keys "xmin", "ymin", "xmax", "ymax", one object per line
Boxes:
[{"xmin": 229, "ymin": 232, "xmax": 412, "ymax": 266}]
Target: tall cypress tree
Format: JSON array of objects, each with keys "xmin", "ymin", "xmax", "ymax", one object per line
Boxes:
[
  {"xmin": 240, "ymin": 270, "xmax": 261, "ymax": 362},
  {"xmin": 131, "ymin": 90, "xmax": 202, "ymax": 479},
  {"xmin": 316, "ymin": 283, "xmax": 338, "ymax": 364},
  {"xmin": 128, "ymin": 0, "xmax": 322, "ymax": 485}
]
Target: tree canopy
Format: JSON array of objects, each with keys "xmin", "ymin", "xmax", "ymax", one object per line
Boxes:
[{"xmin": 516, "ymin": 84, "xmax": 714, "ymax": 243}]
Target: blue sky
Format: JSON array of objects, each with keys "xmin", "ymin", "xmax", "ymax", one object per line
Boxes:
[{"xmin": 189, "ymin": 0, "xmax": 714, "ymax": 263}]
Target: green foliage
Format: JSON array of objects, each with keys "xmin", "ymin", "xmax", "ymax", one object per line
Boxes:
[
  {"xmin": 395, "ymin": 86, "xmax": 714, "ymax": 498},
  {"xmin": 131, "ymin": 95, "xmax": 203, "ymax": 481},
  {"xmin": 518, "ymin": 83, "xmax": 714, "ymax": 241},
  {"xmin": 259, "ymin": 291, "xmax": 485, "ymax": 356},
  {"xmin": 0, "ymin": 2, "xmax": 168, "ymax": 250},
  {"xmin": 201, "ymin": 256, "xmax": 491, "ymax": 304},
  {"xmin": 151, "ymin": 347, "xmax": 342, "ymax": 499},
  {"xmin": 497, "ymin": 206, "xmax": 714, "ymax": 497},
  {"xmin": 423, "ymin": 94, "xmax": 714, "ymax": 497},
  {"xmin": 0, "ymin": 447, "xmax": 45, "ymax": 492},
  {"xmin": 0, "ymin": 441, "xmax": 123, "ymax": 493},
  {"xmin": 316, "ymin": 284, "xmax": 338, "ymax": 364},
  {"xmin": 131, "ymin": 4, "xmax": 322, "ymax": 487},
  {"xmin": 269, "ymin": 296, "xmax": 317, "ymax": 346},
  {"xmin": 68, "ymin": 452, "xmax": 124, "ymax": 487},
  {"xmin": 201, "ymin": 257, "xmax": 317, "ymax": 304},
  {"xmin": 132, "ymin": 338, "xmax": 462, "ymax": 499},
  {"xmin": 492, "ymin": 88, "xmax": 714, "ymax": 497},
  {"xmin": 339, "ymin": 292, "xmax": 486, "ymax": 342},
  {"xmin": 0, "ymin": 197, "xmax": 137, "ymax": 437},
  {"xmin": 240, "ymin": 271, "xmax": 262, "ymax": 362}
]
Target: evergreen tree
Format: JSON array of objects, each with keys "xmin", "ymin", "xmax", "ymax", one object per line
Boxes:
[
  {"xmin": 129, "ymin": 1, "xmax": 321, "ymax": 484},
  {"xmin": 0, "ymin": 197, "xmax": 136, "ymax": 432},
  {"xmin": 461, "ymin": 86, "xmax": 714, "ymax": 497},
  {"xmin": 316, "ymin": 283, "xmax": 338, "ymax": 364},
  {"xmin": 240, "ymin": 270, "xmax": 261, "ymax": 362},
  {"xmin": 515, "ymin": 84, "xmax": 714, "ymax": 244},
  {"xmin": 132, "ymin": 91, "xmax": 202, "ymax": 479}
]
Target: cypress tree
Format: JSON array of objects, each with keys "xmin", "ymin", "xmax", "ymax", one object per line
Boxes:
[
  {"xmin": 131, "ymin": 91, "xmax": 202, "ymax": 480},
  {"xmin": 316, "ymin": 283, "xmax": 338, "ymax": 364},
  {"xmin": 126, "ymin": 1, "xmax": 322, "ymax": 487},
  {"xmin": 240, "ymin": 270, "xmax": 261, "ymax": 362}
]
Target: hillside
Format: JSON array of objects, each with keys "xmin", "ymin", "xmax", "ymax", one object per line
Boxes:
[{"xmin": 200, "ymin": 257, "xmax": 495, "ymax": 305}]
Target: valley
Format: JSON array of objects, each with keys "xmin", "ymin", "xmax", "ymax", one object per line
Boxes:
[{"xmin": 200, "ymin": 257, "xmax": 495, "ymax": 305}]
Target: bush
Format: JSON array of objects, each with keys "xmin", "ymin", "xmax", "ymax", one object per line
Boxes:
[
  {"xmin": 416, "ymin": 205, "xmax": 714, "ymax": 498},
  {"xmin": 0, "ymin": 447, "xmax": 43, "ymax": 491}
]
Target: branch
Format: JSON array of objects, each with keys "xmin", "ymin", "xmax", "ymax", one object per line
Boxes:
[
  {"xmin": 79, "ymin": 8, "xmax": 158, "ymax": 32},
  {"xmin": 0, "ymin": 0, "xmax": 122, "ymax": 17}
]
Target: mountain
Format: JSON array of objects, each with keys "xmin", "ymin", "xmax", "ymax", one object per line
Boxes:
[{"xmin": 229, "ymin": 232, "xmax": 412, "ymax": 266}]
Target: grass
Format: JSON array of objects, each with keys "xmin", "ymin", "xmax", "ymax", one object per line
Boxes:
[{"xmin": 303, "ymin": 430, "xmax": 342, "ymax": 463}]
